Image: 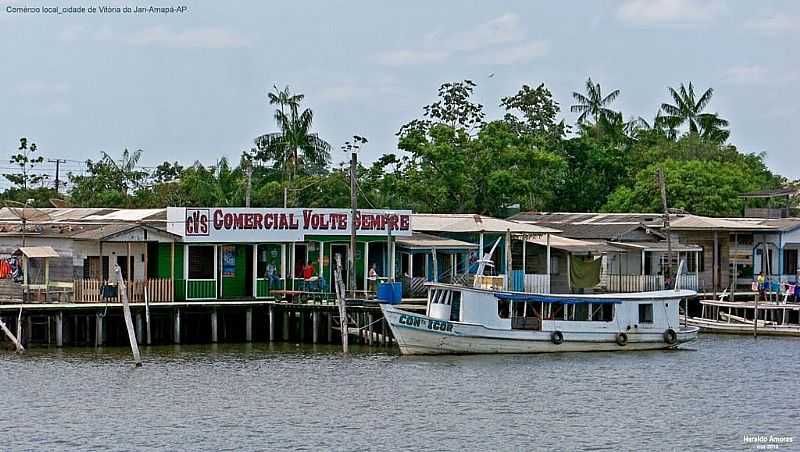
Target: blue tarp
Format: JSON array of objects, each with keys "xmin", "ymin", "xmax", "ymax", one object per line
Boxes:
[{"xmin": 494, "ymin": 292, "xmax": 621, "ymax": 305}]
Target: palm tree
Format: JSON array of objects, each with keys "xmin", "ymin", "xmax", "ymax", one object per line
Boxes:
[
  {"xmin": 100, "ymin": 148, "xmax": 146, "ymax": 195},
  {"xmin": 571, "ymin": 77, "xmax": 620, "ymax": 123},
  {"xmin": 659, "ymin": 82, "xmax": 712, "ymax": 133},
  {"xmin": 698, "ymin": 113, "xmax": 730, "ymax": 143},
  {"xmin": 255, "ymin": 86, "xmax": 330, "ymax": 180}
]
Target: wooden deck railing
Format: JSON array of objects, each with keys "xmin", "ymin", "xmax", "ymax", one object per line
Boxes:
[{"xmin": 73, "ymin": 278, "xmax": 174, "ymax": 303}]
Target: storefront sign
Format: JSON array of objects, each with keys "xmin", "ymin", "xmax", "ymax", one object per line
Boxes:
[{"xmin": 167, "ymin": 207, "xmax": 413, "ymax": 243}]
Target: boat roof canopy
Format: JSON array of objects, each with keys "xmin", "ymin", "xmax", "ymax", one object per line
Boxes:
[{"xmin": 495, "ymin": 293, "xmax": 622, "ymax": 305}]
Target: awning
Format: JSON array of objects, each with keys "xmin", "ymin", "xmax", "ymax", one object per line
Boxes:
[
  {"xmin": 13, "ymin": 246, "xmax": 60, "ymax": 258},
  {"xmin": 607, "ymin": 241, "xmax": 701, "ymax": 253},
  {"xmin": 527, "ymin": 236, "xmax": 622, "ymax": 254},
  {"xmin": 495, "ymin": 293, "xmax": 621, "ymax": 305},
  {"xmin": 395, "ymin": 232, "xmax": 479, "ymax": 251}
]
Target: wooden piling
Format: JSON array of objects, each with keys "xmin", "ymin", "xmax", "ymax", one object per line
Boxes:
[
  {"xmin": 211, "ymin": 309, "xmax": 218, "ymax": 343},
  {"xmin": 246, "ymin": 308, "xmax": 253, "ymax": 342},
  {"xmin": 174, "ymin": 308, "xmax": 181, "ymax": 344},
  {"xmin": 135, "ymin": 313, "xmax": 143, "ymax": 345},
  {"xmin": 0, "ymin": 317, "xmax": 24, "ymax": 352},
  {"xmin": 368, "ymin": 313, "xmax": 374, "ymax": 346},
  {"xmin": 268, "ymin": 306, "xmax": 275, "ymax": 342},
  {"xmin": 312, "ymin": 311, "xmax": 319, "ymax": 344},
  {"xmin": 56, "ymin": 311, "xmax": 63, "ymax": 348},
  {"xmin": 95, "ymin": 314, "xmax": 104, "ymax": 347},
  {"xmin": 298, "ymin": 311, "xmax": 305, "ymax": 342},
  {"xmin": 326, "ymin": 312, "xmax": 333, "ymax": 343},
  {"xmin": 282, "ymin": 311, "xmax": 289, "ymax": 341}
]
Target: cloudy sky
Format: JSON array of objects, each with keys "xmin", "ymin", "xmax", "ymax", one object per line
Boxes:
[{"xmin": 0, "ymin": 0, "xmax": 797, "ymax": 185}]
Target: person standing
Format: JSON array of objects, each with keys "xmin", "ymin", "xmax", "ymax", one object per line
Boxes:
[
  {"xmin": 368, "ymin": 263, "xmax": 379, "ymax": 294},
  {"xmin": 756, "ymin": 271, "xmax": 766, "ymax": 302}
]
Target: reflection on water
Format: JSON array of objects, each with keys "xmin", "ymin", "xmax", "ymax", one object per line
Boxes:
[{"xmin": 1, "ymin": 335, "xmax": 798, "ymax": 450}]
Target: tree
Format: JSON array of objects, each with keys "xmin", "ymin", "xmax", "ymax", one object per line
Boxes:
[
  {"xmin": 603, "ymin": 158, "xmax": 781, "ymax": 216},
  {"xmin": 254, "ymin": 85, "xmax": 331, "ymax": 180},
  {"xmin": 5, "ymin": 137, "xmax": 47, "ymax": 190},
  {"xmin": 570, "ymin": 77, "xmax": 620, "ymax": 123},
  {"xmin": 152, "ymin": 161, "xmax": 183, "ymax": 183},
  {"xmin": 100, "ymin": 148, "xmax": 147, "ymax": 195},
  {"xmin": 659, "ymin": 82, "xmax": 729, "ymax": 142},
  {"xmin": 500, "ymin": 83, "xmax": 567, "ymax": 141}
]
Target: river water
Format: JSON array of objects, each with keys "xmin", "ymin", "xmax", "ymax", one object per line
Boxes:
[{"xmin": 1, "ymin": 334, "xmax": 798, "ymax": 451}]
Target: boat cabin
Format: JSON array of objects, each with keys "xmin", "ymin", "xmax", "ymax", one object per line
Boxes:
[{"xmin": 425, "ymin": 283, "xmax": 684, "ymax": 333}]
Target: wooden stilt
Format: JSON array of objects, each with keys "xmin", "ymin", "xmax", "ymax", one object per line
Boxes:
[
  {"xmin": 327, "ymin": 312, "xmax": 333, "ymax": 343},
  {"xmin": 55, "ymin": 311, "xmax": 63, "ymax": 348},
  {"xmin": 116, "ymin": 266, "xmax": 142, "ymax": 366},
  {"xmin": 298, "ymin": 311, "xmax": 305, "ymax": 342},
  {"xmin": 368, "ymin": 313, "xmax": 374, "ymax": 346},
  {"xmin": 268, "ymin": 306, "xmax": 275, "ymax": 342},
  {"xmin": 135, "ymin": 313, "xmax": 143, "ymax": 345},
  {"xmin": 381, "ymin": 318, "xmax": 387, "ymax": 346},
  {"xmin": 0, "ymin": 316, "xmax": 24, "ymax": 352},
  {"xmin": 211, "ymin": 309, "xmax": 218, "ymax": 343},
  {"xmin": 312, "ymin": 311, "xmax": 319, "ymax": 344},
  {"xmin": 282, "ymin": 310, "xmax": 289, "ymax": 341},
  {"xmin": 245, "ymin": 308, "xmax": 253, "ymax": 342},
  {"xmin": 174, "ymin": 308, "xmax": 181, "ymax": 344},
  {"xmin": 95, "ymin": 313, "xmax": 104, "ymax": 347}
]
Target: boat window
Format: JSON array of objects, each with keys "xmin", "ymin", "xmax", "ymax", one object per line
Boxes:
[
  {"xmin": 450, "ymin": 292, "xmax": 461, "ymax": 321},
  {"xmin": 524, "ymin": 302, "xmax": 540, "ymax": 318},
  {"xmin": 567, "ymin": 303, "xmax": 590, "ymax": 321},
  {"xmin": 591, "ymin": 304, "xmax": 613, "ymax": 322},
  {"xmin": 512, "ymin": 301, "xmax": 525, "ymax": 318},
  {"xmin": 639, "ymin": 304, "xmax": 654, "ymax": 323},
  {"xmin": 498, "ymin": 299, "xmax": 510, "ymax": 319}
]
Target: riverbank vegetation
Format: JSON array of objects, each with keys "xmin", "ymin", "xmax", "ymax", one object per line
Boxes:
[{"xmin": 2, "ymin": 79, "xmax": 793, "ymax": 217}]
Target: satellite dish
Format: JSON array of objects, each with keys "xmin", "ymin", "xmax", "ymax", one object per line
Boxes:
[{"xmin": 3, "ymin": 200, "xmax": 52, "ymax": 223}]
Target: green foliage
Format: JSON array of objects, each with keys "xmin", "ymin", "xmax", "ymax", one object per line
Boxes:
[
  {"xmin": 603, "ymin": 155, "xmax": 782, "ymax": 216},
  {"xmin": 3, "ymin": 78, "xmax": 785, "ymax": 218},
  {"xmin": 5, "ymin": 137, "xmax": 47, "ymax": 190}
]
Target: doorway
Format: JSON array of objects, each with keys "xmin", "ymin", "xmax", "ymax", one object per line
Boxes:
[{"xmin": 330, "ymin": 244, "xmax": 349, "ymax": 288}]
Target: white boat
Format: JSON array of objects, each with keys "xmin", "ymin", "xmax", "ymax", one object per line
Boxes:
[
  {"xmin": 380, "ymin": 283, "xmax": 699, "ymax": 355},
  {"xmin": 688, "ymin": 299, "xmax": 800, "ymax": 336}
]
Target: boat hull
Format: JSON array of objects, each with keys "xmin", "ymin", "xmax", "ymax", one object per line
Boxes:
[
  {"xmin": 382, "ymin": 304, "xmax": 698, "ymax": 355},
  {"xmin": 688, "ymin": 317, "xmax": 800, "ymax": 337}
]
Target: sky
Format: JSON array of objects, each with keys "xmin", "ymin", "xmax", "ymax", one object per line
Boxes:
[{"xmin": 0, "ymin": 0, "xmax": 798, "ymax": 187}]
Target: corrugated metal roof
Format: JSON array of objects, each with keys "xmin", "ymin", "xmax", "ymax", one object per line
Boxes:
[
  {"xmin": 669, "ymin": 215, "xmax": 774, "ymax": 231},
  {"xmin": 395, "ymin": 232, "xmax": 479, "ymax": 250},
  {"xmin": 528, "ymin": 236, "xmax": 622, "ymax": 253},
  {"xmin": 607, "ymin": 241, "xmax": 701, "ymax": 252},
  {"xmin": 82, "ymin": 209, "xmax": 165, "ymax": 221},
  {"xmin": 412, "ymin": 214, "xmax": 559, "ymax": 234},
  {"xmin": 13, "ymin": 246, "xmax": 60, "ymax": 258}
]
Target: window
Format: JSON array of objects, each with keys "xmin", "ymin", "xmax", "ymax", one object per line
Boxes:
[
  {"xmin": 591, "ymin": 303, "xmax": 614, "ymax": 322},
  {"xmin": 512, "ymin": 301, "xmax": 525, "ymax": 318},
  {"xmin": 784, "ymin": 249, "xmax": 798, "ymax": 275},
  {"xmin": 450, "ymin": 292, "xmax": 461, "ymax": 321},
  {"xmin": 188, "ymin": 246, "xmax": 215, "ymax": 279},
  {"xmin": 550, "ymin": 256, "xmax": 559, "ymax": 275},
  {"xmin": 638, "ymin": 304, "xmax": 653, "ymax": 323},
  {"xmin": 498, "ymin": 299, "xmax": 510, "ymax": 319},
  {"xmin": 524, "ymin": 302, "xmax": 540, "ymax": 318},
  {"xmin": 566, "ymin": 303, "xmax": 589, "ymax": 321}
]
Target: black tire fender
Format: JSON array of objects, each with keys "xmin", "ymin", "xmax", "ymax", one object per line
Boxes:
[
  {"xmin": 663, "ymin": 328, "xmax": 678, "ymax": 345},
  {"xmin": 616, "ymin": 332, "xmax": 628, "ymax": 346},
  {"xmin": 550, "ymin": 330, "xmax": 564, "ymax": 345}
]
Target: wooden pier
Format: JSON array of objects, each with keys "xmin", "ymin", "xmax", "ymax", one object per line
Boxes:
[{"xmin": 0, "ymin": 299, "xmax": 419, "ymax": 349}]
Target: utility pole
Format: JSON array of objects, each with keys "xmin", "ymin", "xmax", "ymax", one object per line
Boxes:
[
  {"xmin": 244, "ymin": 160, "xmax": 253, "ymax": 208},
  {"xmin": 657, "ymin": 168, "xmax": 673, "ymax": 287},
  {"xmin": 48, "ymin": 158, "xmax": 66, "ymax": 193},
  {"xmin": 349, "ymin": 146, "xmax": 357, "ymax": 298}
]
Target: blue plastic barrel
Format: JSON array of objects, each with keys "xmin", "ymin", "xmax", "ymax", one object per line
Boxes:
[{"xmin": 377, "ymin": 282, "xmax": 403, "ymax": 304}]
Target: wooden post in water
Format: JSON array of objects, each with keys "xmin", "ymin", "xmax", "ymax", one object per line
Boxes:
[
  {"xmin": 211, "ymin": 309, "xmax": 218, "ymax": 343},
  {"xmin": 135, "ymin": 313, "xmax": 143, "ymax": 345},
  {"xmin": 368, "ymin": 313, "xmax": 374, "ymax": 346},
  {"xmin": 17, "ymin": 308, "xmax": 23, "ymax": 347},
  {"xmin": 173, "ymin": 308, "xmax": 181, "ymax": 344},
  {"xmin": 245, "ymin": 308, "xmax": 253, "ymax": 342},
  {"xmin": 55, "ymin": 311, "xmax": 63, "ymax": 348},
  {"xmin": 95, "ymin": 313, "xmax": 104, "ymax": 347},
  {"xmin": 334, "ymin": 253, "xmax": 349, "ymax": 353},
  {"xmin": 145, "ymin": 285, "xmax": 152, "ymax": 345},
  {"xmin": 115, "ymin": 265, "xmax": 142, "ymax": 367},
  {"xmin": 268, "ymin": 306, "xmax": 275, "ymax": 341},
  {"xmin": 327, "ymin": 312, "xmax": 333, "ymax": 343},
  {"xmin": 0, "ymin": 317, "xmax": 24, "ymax": 352},
  {"xmin": 282, "ymin": 311, "xmax": 289, "ymax": 341},
  {"xmin": 312, "ymin": 311, "xmax": 319, "ymax": 344}
]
